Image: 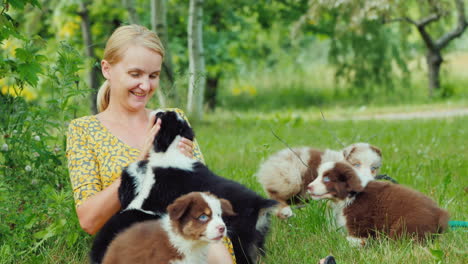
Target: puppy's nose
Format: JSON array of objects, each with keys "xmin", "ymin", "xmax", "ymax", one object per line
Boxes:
[{"xmin": 218, "ymin": 225, "xmax": 225, "ymax": 234}]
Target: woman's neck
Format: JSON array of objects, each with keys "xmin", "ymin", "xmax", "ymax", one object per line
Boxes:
[{"xmin": 100, "ymin": 104, "xmax": 149, "ymax": 123}]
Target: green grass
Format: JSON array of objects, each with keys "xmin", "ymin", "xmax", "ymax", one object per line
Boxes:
[
  {"xmin": 194, "ymin": 112, "xmax": 467, "ymax": 264},
  {"xmin": 2, "ymin": 108, "xmax": 467, "ymax": 263}
]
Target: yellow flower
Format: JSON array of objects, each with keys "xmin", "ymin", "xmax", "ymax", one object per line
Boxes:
[
  {"xmin": 0, "ymin": 79, "xmax": 38, "ymax": 101},
  {"xmin": 231, "ymin": 84, "xmax": 257, "ymax": 96},
  {"xmin": 58, "ymin": 17, "xmax": 81, "ymax": 39},
  {"xmin": 246, "ymin": 85, "xmax": 257, "ymax": 96},
  {"xmin": 232, "ymin": 87, "xmax": 241, "ymax": 96},
  {"xmin": 2, "ymin": 39, "xmax": 20, "ymax": 57}
]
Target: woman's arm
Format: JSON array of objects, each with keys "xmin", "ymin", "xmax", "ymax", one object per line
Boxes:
[{"xmin": 76, "ymin": 178, "xmax": 121, "ymax": 235}]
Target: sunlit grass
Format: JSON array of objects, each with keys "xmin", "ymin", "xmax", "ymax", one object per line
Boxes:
[
  {"xmin": 195, "ymin": 112, "xmax": 467, "ymax": 264},
  {"xmin": 3, "ymin": 108, "xmax": 466, "ymax": 263}
]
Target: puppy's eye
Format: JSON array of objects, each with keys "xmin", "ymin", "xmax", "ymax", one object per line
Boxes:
[
  {"xmin": 323, "ymin": 176, "xmax": 330, "ymax": 183},
  {"xmin": 371, "ymin": 166, "xmax": 378, "ymax": 171},
  {"xmin": 198, "ymin": 214, "xmax": 209, "ymax": 222},
  {"xmin": 353, "ymin": 163, "xmax": 361, "ymax": 168}
]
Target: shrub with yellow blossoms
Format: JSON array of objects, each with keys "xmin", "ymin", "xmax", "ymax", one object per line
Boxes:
[{"xmin": 0, "ymin": 79, "xmax": 38, "ymax": 101}]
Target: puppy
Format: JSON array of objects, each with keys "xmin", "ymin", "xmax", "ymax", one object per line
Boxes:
[
  {"xmin": 90, "ymin": 110, "xmax": 277, "ymax": 264},
  {"xmin": 256, "ymin": 142, "xmax": 382, "ymax": 218},
  {"xmin": 102, "ymin": 192, "xmax": 235, "ymax": 264},
  {"xmin": 307, "ymin": 161, "xmax": 449, "ymax": 245}
]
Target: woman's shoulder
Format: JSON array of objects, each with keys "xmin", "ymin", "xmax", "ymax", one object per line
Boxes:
[{"xmin": 68, "ymin": 115, "xmax": 100, "ymax": 132}]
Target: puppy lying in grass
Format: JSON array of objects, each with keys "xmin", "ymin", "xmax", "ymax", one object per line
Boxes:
[
  {"xmin": 256, "ymin": 142, "xmax": 382, "ymax": 219},
  {"xmin": 307, "ymin": 161, "xmax": 449, "ymax": 246},
  {"xmin": 102, "ymin": 192, "xmax": 235, "ymax": 264}
]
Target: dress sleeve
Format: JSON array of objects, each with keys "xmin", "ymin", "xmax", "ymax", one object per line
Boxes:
[
  {"xmin": 66, "ymin": 119, "xmax": 102, "ymax": 207},
  {"xmin": 172, "ymin": 108, "xmax": 205, "ymax": 164}
]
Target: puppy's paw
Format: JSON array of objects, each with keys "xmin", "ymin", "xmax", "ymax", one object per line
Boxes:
[
  {"xmin": 277, "ymin": 206, "xmax": 293, "ymax": 219},
  {"xmin": 346, "ymin": 236, "xmax": 366, "ymax": 247}
]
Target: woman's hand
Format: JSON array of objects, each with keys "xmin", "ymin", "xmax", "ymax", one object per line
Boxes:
[
  {"xmin": 138, "ymin": 114, "xmax": 161, "ymax": 160},
  {"xmin": 178, "ymin": 137, "xmax": 194, "ymax": 159},
  {"xmin": 138, "ymin": 113, "xmax": 194, "ymax": 160}
]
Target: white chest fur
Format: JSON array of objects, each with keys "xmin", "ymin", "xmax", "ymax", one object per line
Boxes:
[
  {"xmin": 161, "ymin": 216, "xmax": 209, "ymax": 264},
  {"xmin": 331, "ymin": 198, "xmax": 355, "ymax": 231},
  {"xmin": 125, "ymin": 136, "xmax": 195, "ymax": 212}
]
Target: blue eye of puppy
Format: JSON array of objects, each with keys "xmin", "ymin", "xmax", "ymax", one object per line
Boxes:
[
  {"xmin": 353, "ymin": 163, "xmax": 361, "ymax": 168},
  {"xmin": 323, "ymin": 176, "xmax": 330, "ymax": 182},
  {"xmin": 198, "ymin": 214, "xmax": 209, "ymax": 222},
  {"xmin": 371, "ymin": 166, "xmax": 378, "ymax": 171}
]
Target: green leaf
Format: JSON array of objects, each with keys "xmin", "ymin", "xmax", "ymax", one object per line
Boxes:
[
  {"xmin": 14, "ymin": 48, "xmax": 32, "ymax": 61},
  {"xmin": 17, "ymin": 62, "xmax": 42, "ymax": 86},
  {"xmin": 6, "ymin": 0, "xmax": 28, "ymax": 9}
]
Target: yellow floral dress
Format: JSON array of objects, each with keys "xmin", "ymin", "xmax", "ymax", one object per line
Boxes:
[{"xmin": 66, "ymin": 108, "xmax": 235, "ymax": 263}]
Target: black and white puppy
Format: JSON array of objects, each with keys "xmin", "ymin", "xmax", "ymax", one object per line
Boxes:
[{"xmin": 90, "ymin": 110, "xmax": 277, "ymax": 264}]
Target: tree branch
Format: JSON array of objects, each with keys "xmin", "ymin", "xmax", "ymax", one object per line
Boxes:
[
  {"xmin": 417, "ymin": 13, "xmax": 440, "ymax": 27},
  {"xmin": 384, "ymin": 13, "xmax": 440, "ymax": 51},
  {"xmin": 416, "ymin": 25, "xmax": 437, "ymax": 51},
  {"xmin": 435, "ymin": 0, "xmax": 467, "ymax": 50}
]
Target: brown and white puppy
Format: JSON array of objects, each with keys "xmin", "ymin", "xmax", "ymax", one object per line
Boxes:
[
  {"xmin": 102, "ymin": 192, "xmax": 235, "ymax": 264},
  {"xmin": 342, "ymin": 142, "xmax": 382, "ymax": 185},
  {"xmin": 307, "ymin": 162, "xmax": 449, "ymax": 246},
  {"xmin": 256, "ymin": 142, "xmax": 382, "ymax": 219}
]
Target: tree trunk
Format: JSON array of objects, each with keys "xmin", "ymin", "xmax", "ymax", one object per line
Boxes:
[
  {"xmin": 426, "ymin": 50, "xmax": 442, "ymax": 97},
  {"xmin": 122, "ymin": 0, "xmax": 139, "ymax": 24},
  {"xmin": 151, "ymin": 0, "xmax": 175, "ymax": 107},
  {"xmin": 79, "ymin": 2, "xmax": 100, "ymax": 114},
  {"xmin": 187, "ymin": 0, "xmax": 206, "ymax": 119},
  {"xmin": 206, "ymin": 75, "xmax": 219, "ymax": 111}
]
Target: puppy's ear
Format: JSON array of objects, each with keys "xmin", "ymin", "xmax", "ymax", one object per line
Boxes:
[
  {"xmin": 345, "ymin": 169, "xmax": 364, "ymax": 193},
  {"xmin": 219, "ymin": 198, "xmax": 236, "ymax": 216},
  {"xmin": 152, "ymin": 109, "xmax": 165, "ymax": 122},
  {"xmin": 370, "ymin": 145, "xmax": 382, "ymax": 157},
  {"xmin": 167, "ymin": 195, "xmax": 194, "ymax": 221},
  {"xmin": 180, "ymin": 123, "xmax": 195, "ymax": 142},
  {"xmin": 335, "ymin": 162, "xmax": 364, "ymax": 194},
  {"xmin": 343, "ymin": 146, "xmax": 356, "ymax": 160},
  {"xmin": 259, "ymin": 198, "xmax": 278, "ymax": 210}
]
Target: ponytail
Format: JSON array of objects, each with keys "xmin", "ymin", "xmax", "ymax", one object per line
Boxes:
[{"xmin": 96, "ymin": 80, "xmax": 111, "ymax": 113}]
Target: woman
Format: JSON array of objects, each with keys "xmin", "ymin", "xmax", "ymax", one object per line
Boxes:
[{"xmin": 66, "ymin": 24, "xmax": 235, "ymax": 263}]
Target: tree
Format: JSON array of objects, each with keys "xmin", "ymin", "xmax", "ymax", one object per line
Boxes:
[
  {"xmin": 187, "ymin": 0, "xmax": 205, "ymax": 119},
  {"xmin": 151, "ymin": 0, "xmax": 176, "ymax": 107},
  {"xmin": 296, "ymin": 0, "xmax": 468, "ymax": 98},
  {"xmin": 78, "ymin": 1, "xmax": 100, "ymax": 113},
  {"xmin": 387, "ymin": 0, "xmax": 467, "ymax": 96},
  {"xmin": 293, "ymin": 0, "xmax": 410, "ymax": 99},
  {"xmin": 122, "ymin": 0, "xmax": 139, "ymax": 24}
]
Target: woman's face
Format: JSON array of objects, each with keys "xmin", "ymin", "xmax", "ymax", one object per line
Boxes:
[{"xmin": 102, "ymin": 44, "xmax": 162, "ymax": 112}]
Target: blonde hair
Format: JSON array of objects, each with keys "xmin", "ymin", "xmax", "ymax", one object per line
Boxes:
[{"xmin": 96, "ymin": 24, "xmax": 165, "ymax": 113}]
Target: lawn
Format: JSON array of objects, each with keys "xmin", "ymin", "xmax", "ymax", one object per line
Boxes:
[
  {"xmin": 1, "ymin": 108, "xmax": 466, "ymax": 264},
  {"xmin": 195, "ymin": 111, "xmax": 467, "ymax": 264}
]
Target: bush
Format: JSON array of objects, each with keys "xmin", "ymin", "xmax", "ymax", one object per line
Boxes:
[{"xmin": 0, "ymin": 42, "xmax": 90, "ymax": 263}]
